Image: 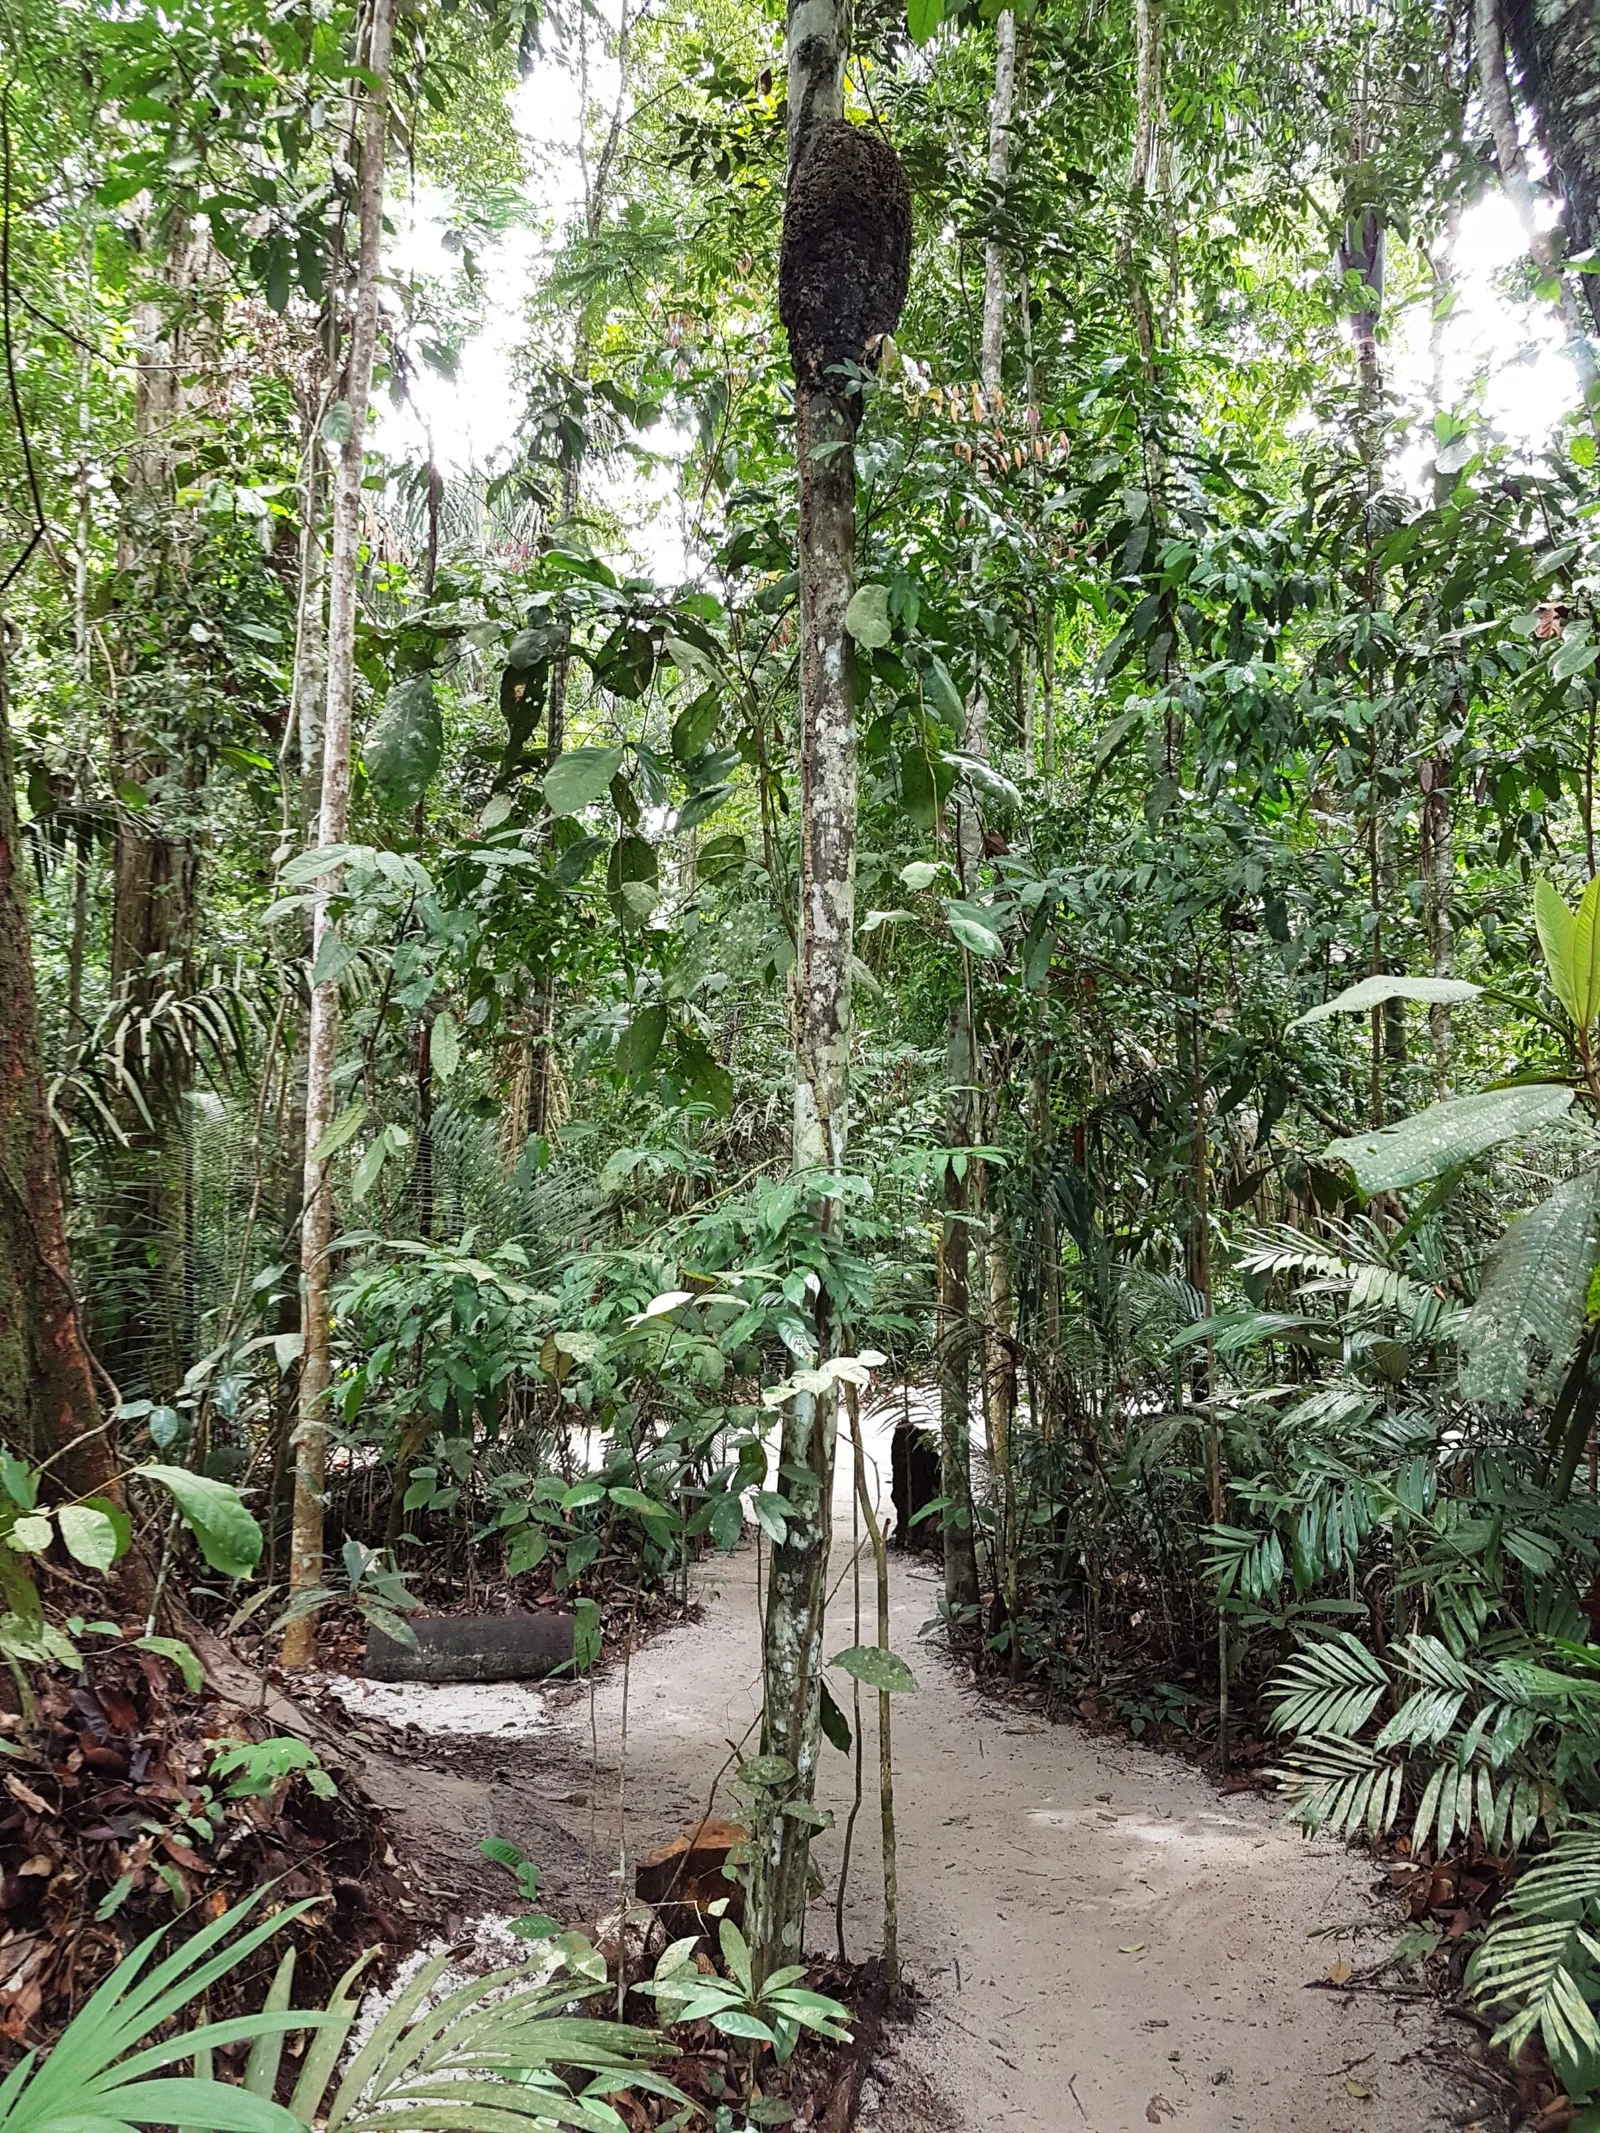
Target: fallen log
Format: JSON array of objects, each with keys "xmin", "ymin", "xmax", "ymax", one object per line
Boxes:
[{"xmin": 364, "ymin": 1610, "xmax": 575, "ymax": 1683}]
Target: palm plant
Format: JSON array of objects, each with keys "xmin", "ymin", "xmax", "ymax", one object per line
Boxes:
[
  {"xmin": 1468, "ymin": 1817, "xmax": 1600, "ymax": 2108},
  {"xmin": 0, "ymin": 1889, "xmax": 672, "ymax": 2133}
]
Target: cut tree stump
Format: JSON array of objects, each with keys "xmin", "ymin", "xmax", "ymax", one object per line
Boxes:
[
  {"xmin": 634, "ymin": 1816, "xmax": 747, "ymax": 1937},
  {"xmin": 364, "ymin": 1610, "xmax": 575, "ymax": 1683}
]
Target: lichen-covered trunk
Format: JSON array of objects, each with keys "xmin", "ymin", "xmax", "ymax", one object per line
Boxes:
[
  {"xmin": 0, "ymin": 647, "xmax": 119, "ymax": 1504},
  {"xmin": 752, "ymin": 0, "xmax": 853, "ymax": 1984},
  {"xmin": 1506, "ymin": 0, "xmax": 1600, "ymax": 338},
  {"xmin": 281, "ymin": 0, "xmax": 395, "ymax": 1669}
]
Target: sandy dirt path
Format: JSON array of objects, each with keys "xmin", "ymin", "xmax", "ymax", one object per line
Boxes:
[
  {"xmin": 522, "ymin": 1527, "xmax": 1476, "ymax": 2133},
  {"xmin": 357, "ymin": 1411, "xmax": 1478, "ymax": 2133}
]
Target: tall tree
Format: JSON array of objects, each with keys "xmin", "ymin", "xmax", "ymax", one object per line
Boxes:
[
  {"xmin": 753, "ymin": 6, "xmax": 910, "ymax": 1973},
  {"xmin": 0, "ymin": 649, "xmax": 120, "ymax": 1505},
  {"xmin": 1504, "ymin": 0, "xmax": 1600, "ymax": 338},
  {"xmin": 281, "ymin": 0, "xmax": 397, "ymax": 1669}
]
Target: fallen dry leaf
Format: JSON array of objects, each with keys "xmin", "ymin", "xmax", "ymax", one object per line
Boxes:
[
  {"xmin": 1145, "ymin": 2098, "xmax": 1176, "ymax": 2124},
  {"xmin": 1119, "ymin": 1941, "xmax": 1146, "ymax": 1954},
  {"xmin": 1345, "ymin": 2078, "xmax": 1371, "ymax": 2100},
  {"xmin": 1326, "ymin": 1959, "xmax": 1353, "ymax": 1985},
  {"xmin": 4, "ymin": 1776, "xmax": 49, "ymax": 1816}
]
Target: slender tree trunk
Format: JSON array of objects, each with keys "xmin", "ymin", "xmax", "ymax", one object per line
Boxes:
[
  {"xmin": 282, "ymin": 0, "xmax": 396, "ymax": 1669},
  {"xmin": 1424, "ymin": 225, "xmax": 1458, "ymax": 1096},
  {"xmin": 844, "ymin": 1384, "xmax": 900, "ymax": 2000},
  {"xmin": 1477, "ymin": 0, "xmax": 1599, "ymax": 401},
  {"xmin": 940, "ymin": 695, "xmax": 985, "ymax": 1617},
  {"xmin": 980, "ymin": 10, "xmax": 1016, "ymax": 395},
  {"xmin": 0, "ymin": 644, "xmax": 121, "ymax": 1505},
  {"xmin": 751, "ymin": 0, "xmax": 854, "ymax": 1981},
  {"xmin": 104, "ymin": 220, "xmax": 212, "ymax": 1399}
]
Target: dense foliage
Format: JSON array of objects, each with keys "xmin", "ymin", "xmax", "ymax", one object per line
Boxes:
[{"xmin": 7, "ymin": 0, "xmax": 1600, "ymax": 2103}]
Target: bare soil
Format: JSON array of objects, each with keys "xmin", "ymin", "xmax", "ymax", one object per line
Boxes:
[{"xmin": 345, "ymin": 1520, "xmax": 1487, "ymax": 2133}]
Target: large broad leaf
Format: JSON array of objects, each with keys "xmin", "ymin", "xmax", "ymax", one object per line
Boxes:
[
  {"xmin": 1290, "ymin": 974, "xmax": 1483, "ymax": 1029},
  {"xmin": 843, "ymin": 582, "xmax": 892, "ymax": 649},
  {"xmin": 137, "ymin": 1465, "xmax": 263, "ymax": 1578},
  {"xmin": 1322, "ymin": 1084, "xmax": 1575, "ymax": 1195},
  {"xmin": 1536, "ymin": 879, "xmax": 1579, "ymax": 1023},
  {"xmin": 364, "ymin": 678, "xmax": 443, "ymax": 812},
  {"xmin": 543, "ymin": 745, "xmax": 624, "ymax": 817},
  {"xmin": 830, "ymin": 1643, "xmax": 917, "ymax": 1693},
  {"xmin": 607, "ymin": 834, "xmax": 658, "ymax": 925},
  {"xmin": 615, "ymin": 1004, "xmax": 668, "ymax": 1080},
  {"xmin": 1459, "ymin": 1170, "xmax": 1600, "ymax": 1407}
]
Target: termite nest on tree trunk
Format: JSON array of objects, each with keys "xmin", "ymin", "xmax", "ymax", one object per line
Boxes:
[{"xmin": 779, "ymin": 120, "xmax": 911, "ymax": 405}]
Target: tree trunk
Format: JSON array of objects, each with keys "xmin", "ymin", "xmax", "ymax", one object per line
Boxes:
[
  {"xmin": 1478, "ymin": 0, "xmax": 1599, "ymax": 399},
  {"xmin": 1504, "ymin": 0, "xmax": 1600, "ymax": 339},
  {"xmin": 282, "ymin": 0, "xmax": 396, "ymax": 1669},
  {"xmin": 980, "ymin": 10, "xmax": 1017, "ymax": 395},
  {"xmin": 0, "ymin": 644, "xmax": 120, "ymax": 1504},
  {"xmin": 102, "ymin": 220, "xmax": 213, "ymax": 1399},
  {"xmin": 751, "ymin": 0, "xmax": 853, "ymax": 1982}
]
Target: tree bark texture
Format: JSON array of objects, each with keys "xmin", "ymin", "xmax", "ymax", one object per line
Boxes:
[
  {"xmin": 980, "ymin": 10, "xmax": 1017, "ymax": 395},
  {"xmin": 0, "ymin": 647, "xmax": 119, "ymax": 1502},
  {"xmin": 1505, "ymin": 0, "xmax": 1600, "ymax": 337},
  {"xmin": 282, "ymin": 0, "xmax": 395, "ymax": 1669},
  {"xmin": 1478, "ymin": 0, "xmax": 1599, "ymax": 397},
  {"xmin": 753, "ymin": 0, "xmax": 853, "ymax": 1982}
]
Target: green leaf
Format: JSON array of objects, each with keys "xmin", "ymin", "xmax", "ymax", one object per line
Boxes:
[
  {"xmin": 58, "ymin": 1505, "xmax": 120, "ymax": 1572},
  {"xmin": 310, "ymin": 1101, "xmax": 367, "ymax": 1165},
  {"xmin": 1290, "ymin": 974, "xmax": 1484, "ymax": 1029},
  {"xmin": 365, "ymin": 677, "xmax": 443, "ymax": 812},
  {"xmin": 1321, "ymin": 1084, "xmax": 1576, "ymax": 1195},
  {"xmin": 544, "ymin": 746, "xmax": 625, "ymax": 816},
  {"xmin": 607, "ymin": 834, "xmax": 659, "ymax": 926},
  {"xmin": 946, "ymin": 902, "xmax": 1002, "ymax": 958},
  {"xmin": 708, "ymin": 1492, "xmax": 743, "ymax": 1550},
  {"xmin": 698, "ymin": 831, "xmax": 747, "ymax": 884},
  {"xmin": 844, "ymin": 582, "xmax": 892, "ymax": 649},
  {"xmin": 907, "ymin": 0, "xmax": 944, "ymax": 40},
  {"xmin": 8, "ymin": 1514, "xmax": 51, "ymax": 1555},
  {"xmin": 923, "ymin": 655, "xmax": 964, "ymax": 724},
  {"xmin": 555, "ymin": 833, "xmax": 607, "ymax": 887},
  {"xmin": 1536, "ymin": 879, "xmax": 1579, "ymax": 1023},
  {"xmin": 819, "ymin": 1678, "xmax": 852, "ymax": 1753},
  {"xmin": 138, "ymin": 1634, "xmax": 206, "ymax": 1692},
  {"xmin": 351, "ymin": 1134, "xmax": 391, "ymax": 1203},
  {"xmin": 310, "ymin": 925, "xmax": 356, "ymax": 989},
  {"xmin": 137, "ymin": 1466, "xmax": 264, "ymax": 1578},
  {"xmin": 0, "ymin": 1452, "xmax": 36, "ymax": 1511},
  {"xmin": 616, "ymin": 1004, "xmax": 669, "ymax": 1081},
  {"xmin": 1574, "ymin": 876, "xmax": 1600, "ymax": 1029},
  {"xmin": 901, "ymin": 860, "xmax": 943, "ymax": 891},
  {"xmin": 830, "ymin": 1643, "xmax": 917, "ymax": 1693},
  {"xmin": 1459, "ymin": 1170, "xmax": 1600, "ymax": 1407},
  {"xmin": 431, "ymin": 1010, "xmax": 461, "ymax": 1082},
  {"xmin": 321, "ymin": 400, "xmax": 353, "ymax": 447}
]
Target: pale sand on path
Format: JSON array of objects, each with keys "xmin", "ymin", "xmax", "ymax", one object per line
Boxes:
[{"xmin": 536, "ymin": 1517, "xmax": 1478, "ymax": 2133}]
